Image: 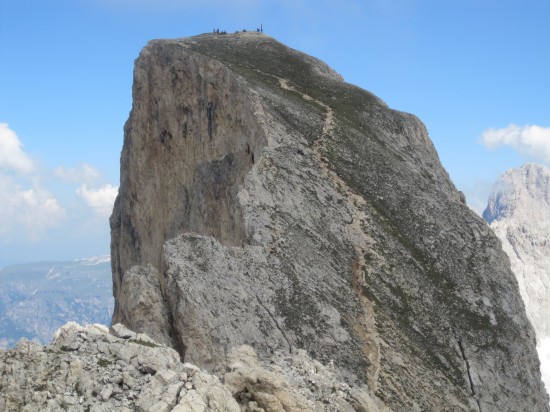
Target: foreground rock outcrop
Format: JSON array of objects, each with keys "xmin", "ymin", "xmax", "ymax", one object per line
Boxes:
[
  {"xmin": 484, "ymin": 163, "xmax": 550, "ymax": 391},
  {"xmin": 110, "ymin": 32, "xmax": 548, "ymax": 410},
  {"xmin": 0, "ymin": 323, "xmax": 383, "ymax": 411}
]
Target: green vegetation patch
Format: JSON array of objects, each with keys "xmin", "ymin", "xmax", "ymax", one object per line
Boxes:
[
  {"xmin": 130, "ymin": 339, "xmax": 159, "ymax": 348},
  {"xmin": 96, "ymin": 358, "xmax": 112, "ymax": 368}
]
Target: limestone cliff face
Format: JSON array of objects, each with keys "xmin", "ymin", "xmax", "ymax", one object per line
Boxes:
[
  {"xmin": 484, "ymin": 164, "xmax": 550, "ymax": 338},
  {"xmin": 110, "ymin": 32, "xmax": 548, "ymax": 410},
  {"xmin": 484, "ymin": 163, "xmax": 550, "ymax": 390}
]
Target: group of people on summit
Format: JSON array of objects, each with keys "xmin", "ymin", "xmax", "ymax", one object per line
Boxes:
[{"xmin": 212, "ymin": 25, "xmax": 263, "ymax": 35}]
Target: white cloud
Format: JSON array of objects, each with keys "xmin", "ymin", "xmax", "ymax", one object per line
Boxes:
[
  {"xmin": 0, "ymin": 123, "xmax": 116, "ymax": 249},
  {"xmin": 0, "ymin": 124, "xmax": 65, "ymax": 242},
  {"xmin": 481, "ymin": 124, "xmax": 550, "ymax": 163},
  {"xmin": 77, "ymin": 184, "xmax": 118, "ymax": 218},
  {"xmin": 0, "ymin": 123, "xmax": 34, "ymax": 174},
  {"xmin": 54, "ymin": 163, "xmax": 101, "ymax": 184},
  {"xmin": 0, "ymin": 175, "xmax": 65, "ymax": 242}
]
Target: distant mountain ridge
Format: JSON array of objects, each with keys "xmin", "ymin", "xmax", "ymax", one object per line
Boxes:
[
  {"xmin": 484, "ymin": 163, "xmax": 550, "ymax": 225},
  {"xmin": 484, "ymin": 163, "xmax": 550, "ymax": 390},
  {"xmin": 0, "ymin": 256, "xmax": 113, "ymax": 348}
]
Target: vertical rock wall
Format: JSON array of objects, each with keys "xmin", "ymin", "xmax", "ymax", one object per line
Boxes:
[{"xmin": 111, "ymin": 42, "xmax": 268, "ymax": 338}]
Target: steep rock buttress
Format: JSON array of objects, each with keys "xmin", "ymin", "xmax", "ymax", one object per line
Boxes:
[{"xmin": 111, "ymin": 32, "xmax": 549, "ymax": 411}]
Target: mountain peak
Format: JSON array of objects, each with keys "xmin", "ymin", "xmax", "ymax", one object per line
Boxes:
[
  {"xmin": 484, "ymin": 163, "xmax": 550, "ymax": 392},
  {"xmin": 108, "ymin": 35, "xmax": 548, "ymax": 409},
  {"xmin": 483, "ymin": 163, "xmax": 550, "ymax": 223}
]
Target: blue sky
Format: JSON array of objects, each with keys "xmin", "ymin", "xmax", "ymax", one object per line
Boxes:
[{"xmin": 1, "ymin": 0, "xmax": 549, "ymax": 266}]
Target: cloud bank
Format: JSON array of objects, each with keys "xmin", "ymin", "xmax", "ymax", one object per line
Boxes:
[
  {"xmin": 0, "ymin": 175, "xmax": 65, "ymax": 242},
  {"xmin": 0, "ymin": 125, "xmax": 64, "ymax": 241},
  {"xmin": 54, "ymin": 164, "xmax": 101, "ymax": 184},
  {"xmin": 0, "ymin": 124, "xmax": 118, "ymax": 245},
  {"xmin": 481, "ymin": 124, "xmax": 550, "ymax": 163},
  {"xmin": 77, "ymin": 184, "xmax": 118, "ymax": 218},
  {"xmin": 0, "ymin": 123, "xmax": 34, "ymax": 174}
]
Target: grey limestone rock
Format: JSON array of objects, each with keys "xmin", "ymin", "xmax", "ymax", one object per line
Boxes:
[
  {"xmin": 484, "ymin": 163, "xmax": 550, "ymax": 392},
  {"xmin": 1, "ymin": 322, "xmax": 190, "ymax": 411},
  {"xmin": 116, "ymin": 264, "xmax": 173, "ymax": 348},
  {"xmin": 110, "ymin": 32, "xmax": 549, "ymax": 410},
  {"xmin": 0, "ymin": 322, "xmax": 380, "ymax": 411}
]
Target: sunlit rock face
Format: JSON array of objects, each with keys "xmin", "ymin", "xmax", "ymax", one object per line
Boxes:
[
  {"xmin": 110, "ymin": 32, "xmax": 549, "ymax": 410},
  {"xmin": 484, "ymin": 163, "xmax": 550, "ymax": 391}
]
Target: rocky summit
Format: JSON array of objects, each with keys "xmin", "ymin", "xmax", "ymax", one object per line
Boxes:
[
  {"xmin": 484, "ymin": 163, "xmax": 550, "ymax": 391},
  {"xmin": 108, "ymin": 32, "xmax": 548, "ymax": 410}
]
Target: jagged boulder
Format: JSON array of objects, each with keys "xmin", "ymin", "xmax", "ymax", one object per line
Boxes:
[{"xmin": 110, "ymin": 32, "xmax": 548, "ymax": 410}]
